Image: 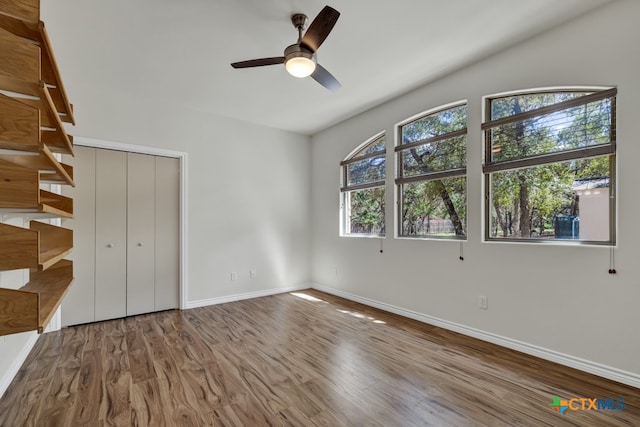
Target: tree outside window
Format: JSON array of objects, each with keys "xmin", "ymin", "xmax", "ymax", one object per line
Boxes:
[
  {"xmin": 483, "ymin": 88, "xmax": 616, "ymax": 243},
  {"xmin": 396, "ymin": 103, "xmax": 467, "ymax": 239},
  {"xmin": 340, "ymin": 133, "xmax": 386, "ymax": 236}
]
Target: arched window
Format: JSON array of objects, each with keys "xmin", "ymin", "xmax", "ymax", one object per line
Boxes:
[
  {"xmin": 340, "ymin": 133, "xmax": 386, "ymax": 236},
  {"xmin": 482, "ymin": 87, "xmax": 616, "ymax": 243},
  {"xmin": 396, "ymin": 103, "xmax": 467, "ymax": 239}
]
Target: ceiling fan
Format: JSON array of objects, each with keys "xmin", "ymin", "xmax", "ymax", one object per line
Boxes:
[{"xmin": 230, "ymin": 5, "xmax": 341, "ymax": 92}]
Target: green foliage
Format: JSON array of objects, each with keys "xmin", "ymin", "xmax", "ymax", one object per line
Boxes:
[
  {"xmin": 399, "ymin": 105, "xmax": 468, "ymax": 237},
  {"xmin": 347, "ymin": 187, "xmax": 385, "ymax": 234},
  {"xmin": 488, "ymin": 92, "xmax": 613, "ymax": 240},
  {"xmin": 401, "ymin": 178, "xmax": 466, "ymax": 237}
]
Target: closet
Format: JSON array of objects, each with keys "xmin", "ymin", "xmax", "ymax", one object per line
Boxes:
[{"xmin": 62, "ymin": 146, "xmax": 179, "ymax": 326}]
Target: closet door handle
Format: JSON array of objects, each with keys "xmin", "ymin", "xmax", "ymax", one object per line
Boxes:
[
  {"xmin": 137, "ymin": 242, "xmax": 144, "ymax": 247},
  {"xmin": 107, "ymin": 243, "xmax": 114, "ymax": 248}
]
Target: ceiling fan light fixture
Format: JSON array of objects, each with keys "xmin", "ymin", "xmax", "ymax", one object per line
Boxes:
[
  {"xmin": 286, "ymin": 56, "xmax": 316, "ymax": 78},
  {"xmin": 284, "ymin": 44, "xmax": 316, "ymax": 78}
]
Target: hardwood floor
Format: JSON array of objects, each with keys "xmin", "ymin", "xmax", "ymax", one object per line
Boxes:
[{"xmin": 0, "ymin": 289, "xmax": 638, "ymax": 426}]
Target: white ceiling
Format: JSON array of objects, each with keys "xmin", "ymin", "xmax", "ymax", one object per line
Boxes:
[{"xmin": 43, "ymin": 0, "xmax": 613, "ymax": 135}]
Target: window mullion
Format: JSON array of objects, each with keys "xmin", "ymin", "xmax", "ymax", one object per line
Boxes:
[
  {"xmin": 396, "ymin": 168, "xmax": 467, "ymax": 185},
  {"xmin": 483, "ymin": 143, "xmax": 615, "ymax": 173},
  {"xmin": 340, "ymin": 180, "xmax": 385, "ymax": 193},
  {"xmin": 482, "ymin": 88, "xmax": 617, "ymax": 131},
  {"xmin": 339, "ymin": 150, "xmax": 386, "ymax": 166},
  {"xmin": 395, "ymin": 128, "xmax": 467, "ymax": 152}
]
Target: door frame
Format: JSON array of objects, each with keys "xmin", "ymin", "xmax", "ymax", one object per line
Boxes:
[{"xmin": 74, "ymin": 137, "xmax": 189, "ymax": 310}]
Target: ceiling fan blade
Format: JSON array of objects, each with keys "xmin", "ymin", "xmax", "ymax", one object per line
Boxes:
[
  {"xmin": 311, "ymin": 64, "xmax": 341, "ymax": 92},
  {"xmin": 300, "ymin": 6, "xmax": 340, "ymax": 53},
  {"xmin": 231, "ymin": 57, "xmax": 285, "ymax": 69}
]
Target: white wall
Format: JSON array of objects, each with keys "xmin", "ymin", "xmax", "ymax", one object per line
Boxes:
[
  {"xmin": 63, "ymin": 84, "xmax": 312, "ymax": 304},
  {"xmin": 311, "ymin": 0, "xmax": 639, "ymax": 382}
]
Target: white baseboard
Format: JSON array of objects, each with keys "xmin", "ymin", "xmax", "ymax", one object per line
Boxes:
[
  {"xmin": 311, "ymin": 283, "xmax": 640, "ymax": 389},
  {"xmin": 185, "ymin": 283, "xmax": 311, "ymax": 309},
  {"xmin": 0, "ymin": 332, "xmax": 38, "ymax": 399}
]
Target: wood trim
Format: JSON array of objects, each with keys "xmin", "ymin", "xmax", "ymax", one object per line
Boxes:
[
  {"xmin": 38, "ymin": 22, "xmax": 74, "ymax": 124},
  {"xmin": 0, "ymin": 0, "xmax": 40, "ymax": 24},
  {"xmin": 0, "ymin": 144, "xmax": 75, "ymax": 186},
  {"xmin": 24, "ymin": 259, "xmax": 73, "ymax": 333},
  {"xmin": 38, "ymin": 82, "xmax": 73, "ymax": 154},
  {"xmin": 0, "ymin": 221, "xmax": 72, "ymax": 271},
  {"xmin": 0, "ymin": 87, "xmax": 73, "ymax": 155},
  {"xmin": 0, "ymin": 222, "xmax": 38, "ymax": 270},
  {"xmin": 29, "ymin": 221, "xmax": 73, "ymax": 271},
  {"xmin": 0, "ymin": 93, "xmax": 40, "ymax": 151},
  {"xmin": 0, "ymin": 158, "xmax": 40, "ymax": 208},
  {"xmin": 0, "ymin": 288, "xmax": 39, "ymax": 336},
  {"xmin": 0, "ymin": 16, "xmax": 75, "ymax": 124},
  {"xmin": 0, "ymin": 12, "xmax": 40, "ymax": 40},
  {"xmin": 0, "ymin": 74, "xmax": 40, "ymax": 96},
  {"xmin": 0, "ymin": 25, "xmax": 40, "ymax": 83},
  {"xmin": 38, "ymin": 189, "xmax": 73, "ymax": 218},
  {"xmin": 0, "ymin": 259, "xmax": 73, "ymax": 336},
  {"xmin": 482, "ymin": 88, "xmax": 617, "ymax": 131}
]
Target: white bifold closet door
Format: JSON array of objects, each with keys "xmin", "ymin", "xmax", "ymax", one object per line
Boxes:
[
  {"xmin": 126, "ymin": 153, "xmax": 156, "ymax": 316},
  {"xmin": 62, "ymin": 146, "xmax": 179, "ymax": 326},
  {"xmin": 95, "ymin": 149, "xmax": 128, "ymax": 321}
]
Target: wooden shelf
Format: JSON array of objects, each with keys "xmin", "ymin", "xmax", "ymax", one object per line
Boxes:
[
  {"xmin": 0, "ymin": 0, "xmax": 39, "ymax": 24},
  {"xmin": 0, "ymin": 14, "xmax": 75, "ymax": 124},
  {"xmin": 0, "ymin": 75, "xmax": 74, "ymax": 155},
  {"xmin": 0, "ymin": 259, "xmax": 73, "ymax": 336},
  {"xmin": 0, "ymin": 25, "xmax": 75, "ymax": 154},
  {"xmin": 0, "ymin": 144, "xmax": 75, "ymax": 186},
  {"xmin": 0, "ymin": 159, "xmax": 73, "ymax": 217},
  {"xmin": 0, "ymin": 221, "xmax": 73, "ymax": 271}
]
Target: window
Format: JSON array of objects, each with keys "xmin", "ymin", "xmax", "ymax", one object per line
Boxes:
[
  {"xmin": 396, "ymin": 103, "xmax": 467, "ymax": 238},
  {"xmin": 340, "ymin": 133, "xmax": 386, "ymax": 236},
  {"xmin": 483, "ymin": 88, "xmax": 616, "ymax": 243}
]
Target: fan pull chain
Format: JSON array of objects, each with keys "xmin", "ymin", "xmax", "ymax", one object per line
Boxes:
[
  {"xmin": 608, "ymin": 245, "xmax": 616, "ymax": 274},
  {"xmin": 459, "ymin": 241, "xmax": 464, "ymax": 261},
  {"xmin": 379, "ymin": 239, "xmax": 384, "ymax": 254}
]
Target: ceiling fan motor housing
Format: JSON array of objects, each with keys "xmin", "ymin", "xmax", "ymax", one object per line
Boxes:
[
  {"xmin": 291, "ymin": 13, "xmax": 308, "ymax": 30},
  {"xmin": 284, "ymin": 44, "xmax": 315, "ymax": 62}
]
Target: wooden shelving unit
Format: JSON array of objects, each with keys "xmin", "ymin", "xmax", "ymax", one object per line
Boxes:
[
  {"xmin": 0, "ymin": 159, "xmax": 73, "ymax": 217},
  {"xmin": 0, "ymin": 145, "xmax": 74, "ymax": 186},
  {"xmin": 0, "ymin": 222, "xmax": 73, "ymax": 271},
  {"xmin": 0, "ymin": 0, "xmax": 76, "ymax": 336},
  {"xmin": 0, "ymin": 27, "xmax": 74, "ymax": 155},
  {"xmin": 0, "ymin": 10, "xmax": 75, "ymax": 124},
  {"xmin": 0, "ymin": 260, "xmax": 73, "ymax": 336}
]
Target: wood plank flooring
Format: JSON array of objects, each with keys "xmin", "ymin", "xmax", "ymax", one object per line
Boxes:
[{"xmin": 0, "ymin": 289, "xmax": 638, "ymax": 426}]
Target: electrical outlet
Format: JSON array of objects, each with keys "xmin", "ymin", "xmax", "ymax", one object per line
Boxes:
[
  {"xmin": 478, "ymin": 295, "xmax": 488, "ymax": 310},
  {"xmin": 250, "ymin": 269, "xmax": 256, "ymax": 278},
  {"xmin": 231, "ymin": 272, "xmax": 238, "ymax": 281}
]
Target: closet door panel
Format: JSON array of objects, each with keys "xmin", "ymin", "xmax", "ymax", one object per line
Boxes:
[
  {"xmin": 61, "ymin": 146, "xmax": 96, "ymax": 326},
  {"xmin": 95, "ymin": 149, "xmax": 128, "ymax": 321},
  {"xmin": 155, "ymin": 156, "xmax": 180, "ymax": 310},
  {"xmin": 126, "ymin": 153, "xmax": 156, "ymax": 316}
]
